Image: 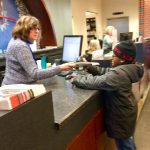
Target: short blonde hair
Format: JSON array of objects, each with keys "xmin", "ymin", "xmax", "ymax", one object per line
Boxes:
[
  {"xmin": 104, "ymin": 26, "xmax": 115, "ymax": 35},
  {"xmin": 12, "ymin": 15, "xmax": 41, "ymax": 41}
]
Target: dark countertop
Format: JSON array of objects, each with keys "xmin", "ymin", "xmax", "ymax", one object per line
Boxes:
[
  {"xmin": 0, "ymin": 76, "xmax": 101, "ymax": 128},
  {"xmin": 0, "ymin": 47, "xmax": 62, "ymax": 67},
  {"xmin": 0, "ymin": 76, "xmax": 102, "ymax": 150},
  {"xmin": 37, "ymin": 76, "xmax": 100, "ymax": 127}
]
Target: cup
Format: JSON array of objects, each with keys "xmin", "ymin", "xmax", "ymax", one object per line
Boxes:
[{"xmin": 41, "ymin": 56, "xmax": 47, "ymax": 69}]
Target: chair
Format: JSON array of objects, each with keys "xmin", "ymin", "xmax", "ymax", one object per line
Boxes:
[{"xmin": 99, "ymin": 39, "xmax": 103, "ymax": 49}]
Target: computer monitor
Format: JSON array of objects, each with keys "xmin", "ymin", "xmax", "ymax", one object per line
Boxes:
[
  {"xmin": 62, "ymin": 35, "xmax": 83, "ymax": 62},
  {"xmin": 135, "ymin": 42, "xmax": 144, "ymax": 63},
  {"xmin": 120, "ymin": 32, "xmax": 133, "ymax": 41}
]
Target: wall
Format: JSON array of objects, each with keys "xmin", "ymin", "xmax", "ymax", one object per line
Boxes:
[
  {"xmin": 143, "ymin": 0, "xmax": 150, "ymax": 37},
  {"xmin": 139, "ymin": 0, "xmax": 150, "ymax": 38},
  {"xmin": 43, "ymin": 0, "xmax": 139, "ymax": 52},
  {"xmin": 71, "ymin": 0, "xmax": 102, "ymax": 53},
  {"xmin": 43, "ymin": 0, "xmax": 73, "ymax": 46},
  {"xmin": 101, "ymin": 0, "xmax": 139, "ymax": 40},
  {"xmin": 71, "ymin": 0, "xmax": 139, "ymax": 52}
]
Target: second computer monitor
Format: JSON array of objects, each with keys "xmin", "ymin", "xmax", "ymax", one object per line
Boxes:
[
  {"xmin": 120, "ymin": 32, "xmax": 133, "ymax": 42},
  {"xmin": 62, "ymin": 35, "xmax": 83, "ymax": 62}
]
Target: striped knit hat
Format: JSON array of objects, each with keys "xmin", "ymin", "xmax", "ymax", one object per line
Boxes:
[{"xmin": 113, "ymin": 40, "xmax": 136, "ymax": 62}]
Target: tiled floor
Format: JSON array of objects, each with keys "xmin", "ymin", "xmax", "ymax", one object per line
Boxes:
[{"xmin": 135, "ymin": 90, "xmax": 150, "ymax": 150}]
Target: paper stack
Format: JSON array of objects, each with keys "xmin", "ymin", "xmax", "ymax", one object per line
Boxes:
[{"xmin": 0, "ymin": 84, "xmax": 46, "ymax": 110}]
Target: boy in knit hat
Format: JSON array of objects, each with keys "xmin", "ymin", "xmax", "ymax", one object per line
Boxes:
[{"xmin": 69, "ymin": 40, "xmax": 144, "ymax": 150}]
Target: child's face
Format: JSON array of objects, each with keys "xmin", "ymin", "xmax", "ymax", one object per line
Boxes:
[{"xmin": 112, "ymin": 54, "xmax": 122, "ymax": 67}]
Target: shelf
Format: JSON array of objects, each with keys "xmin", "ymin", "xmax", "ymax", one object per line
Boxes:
[
  {"xmin": 87, "ymin": 35, "xmax": 95, "ymax": 37},
  {"xmin": 86, "ymin": 17, "xmax": 96, "ymax": 44}
]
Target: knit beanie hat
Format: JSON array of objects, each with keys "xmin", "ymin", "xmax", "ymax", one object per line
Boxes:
[{"xmin": 113, "ymin": 40, "xmax": 136, "ymax": 62}]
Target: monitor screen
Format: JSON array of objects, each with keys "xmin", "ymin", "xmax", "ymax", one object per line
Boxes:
[
  {"xmin": 62, "ymin": 35, "xmax": 83, "ymax": 62},
  {"xmin": 135, "ymin": 42, "xmax": 144, "ymax": 63},
  {"xmin": 120, "ymin": 32, "xmax": 133, "ymax": 42}
]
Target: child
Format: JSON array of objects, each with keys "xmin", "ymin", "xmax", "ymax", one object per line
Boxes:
[{"xmin": 70, "ymin": 40, "xmax": 144, "ymax": 150}]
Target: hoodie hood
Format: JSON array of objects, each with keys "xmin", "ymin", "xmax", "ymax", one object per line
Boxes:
[{"xmin": 116, "ymin": 63, "xmax": 144, "ymax": 83}]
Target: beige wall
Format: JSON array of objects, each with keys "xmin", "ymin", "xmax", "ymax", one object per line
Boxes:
[
  {"xmin": 43, "ymin": 0, "xmax": 73, "ymax": 46},
  {"xmin": 43, "ymin": 0, "xmax": 139, "ymax": 53},
  {"xmin": 101, "ymin": 0, "xmax": 139, "ymax": 39},
  {"xmin": 71, "ymin": 0, "xmax": 102, "ymax": 53},
  {"xmin": 72, "ymin": 0, "xmax": 139, "ymax": 52}
]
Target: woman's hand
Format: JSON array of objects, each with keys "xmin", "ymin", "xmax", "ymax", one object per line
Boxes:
[{"xmin": 59, "ymin": 63, "xmax": 76, "ymax": 71}]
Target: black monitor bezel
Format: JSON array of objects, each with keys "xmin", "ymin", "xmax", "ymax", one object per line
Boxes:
[
  {"xmin": 62, "ymin": 35, "xmax": 83, "ymax": 62},
  {"xmin": 119, "ymin": 32, "xmax": 133, "ymax": 42}
]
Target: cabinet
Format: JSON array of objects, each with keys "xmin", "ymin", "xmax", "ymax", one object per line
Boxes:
[
  {"xmin": 0, "ymin": 91, "xmax": 55, "ymax": 150},
  {"xmin": 66, "ymin": 110, "xmax": 104, "ymax": 150},
  {"xmin": 66, "ymin": 110, "xmax": 116, "ymax": 150},
  {"xmin": 86, "ymin": 18, "xmax": 96, "ymax": 44}
]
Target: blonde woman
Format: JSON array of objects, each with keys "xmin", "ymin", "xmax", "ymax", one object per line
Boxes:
[
  {"xmin": 87, "ymin": 39, "xmax": 100, "ymax": 54},
  {"xmin": 102, "ymin": 26, "xmax": 116, "ymax": 53},
  {"xmin": 81, "ymin": 39, "xmax": 101, "ymax": 62},
  {"xmin": 2, "ymin": 15, "xmax": 75, "ymax": 85}
]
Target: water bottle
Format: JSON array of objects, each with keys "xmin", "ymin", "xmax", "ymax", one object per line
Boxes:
[{"xmin": 41, "ymin": 55, "xmax": 47, "ymax": 69}]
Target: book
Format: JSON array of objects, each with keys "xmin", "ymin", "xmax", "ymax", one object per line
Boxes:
[
  {"xmin": 1, "ymin": 84, "xmax": 46, "ymax": 97},
  {"xmin": 0, "ymin": 84, "xmax": 46, "ymax": 110},
  {"xmin": 0, "ymin": 88, "xmax": 34, "ymax": 110},
  {"xmin": 0, "ymin": 94, "xmax": 20, "ymax": 110}
]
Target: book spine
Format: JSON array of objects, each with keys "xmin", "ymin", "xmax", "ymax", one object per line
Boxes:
[
  {"xmin": 9, "ymin": 94, "xmax": 20, "ymax": 110},
  {"xmin": 28, "ymin": 89, "xmax": 34, "ymax": 98},
  {"xmin": 0, "ymin": 90, "xmax": 35, "ymax": 110}
]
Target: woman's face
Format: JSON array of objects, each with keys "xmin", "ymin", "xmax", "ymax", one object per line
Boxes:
[
  {"xmin": 108, "ymin": 29, "xmax": 113, "ymax": 36},
  {"xmin": 28, "ymin": 27, "xmax": 40, "ymax": 42}
]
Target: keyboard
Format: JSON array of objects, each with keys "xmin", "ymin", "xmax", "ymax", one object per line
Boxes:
[{"xmin": 74, "ymin": 70, "xmax": 89, "ymax": 75}]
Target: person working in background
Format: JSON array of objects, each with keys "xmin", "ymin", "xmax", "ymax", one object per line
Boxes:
[
  {"xmin": 102, "ymin": 26, "xmax": 117, "ymax": 54},
  {"xmin": 81, "ymin": 38, "xmax": 102, "ymax": 62},
  {"xmin": 2, "ymin": 15, "xmax": 75, "ymax": 85},
  {"xmin": 69, "ymin": 41, "xmax": 144, "ymax": 150}
]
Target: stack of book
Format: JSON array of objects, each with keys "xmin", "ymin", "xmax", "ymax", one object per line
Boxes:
[{"xmin": 0, "ymin": 84, "xmax": 46, "ymax": 110}]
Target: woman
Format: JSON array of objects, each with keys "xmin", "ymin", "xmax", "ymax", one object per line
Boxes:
[
  {"xmin": 81, "ymin": 39, "xmax": 101, "ymax": 62},
  {"xmin": 2, "ymin": 15, "xmax": 75, "ymax": 85},
  {"xmin": 102, "ymin": 26, "xmax": 117, "ymax": 54}
]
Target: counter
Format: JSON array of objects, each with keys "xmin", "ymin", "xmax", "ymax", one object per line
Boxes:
[
  {"xmin": 0, "ymin": 75, "xmax": 148, "ymax": 150},
  {"xmin": 0, "ymin": 76, "xmax": 105, "ymax": 150},
  {"xmin": 39, "ymin": 76, "xmax": 101, "ymax": 127},
  {"xmin": 0, "ymin": 47, "xmax": 62, "ymax": 68}
]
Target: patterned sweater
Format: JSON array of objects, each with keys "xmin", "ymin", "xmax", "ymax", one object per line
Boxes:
[{"xmin": 2, "ymin": 38, "xmax": 61, "ymax": 85}]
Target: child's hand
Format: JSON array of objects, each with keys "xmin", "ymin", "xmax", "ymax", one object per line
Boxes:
[{"xmin": 65, "ymin": 74, "xmax": 77, "ymax": 82}]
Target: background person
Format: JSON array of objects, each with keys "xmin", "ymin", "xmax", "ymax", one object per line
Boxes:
[
  {"xmin": 2, "ymin": 15, "xmax": 75, "ymax": 85},
  {"xmin": 81, "ymin": 39, "xmax": 102, "ymax": 62},
  {"xmin": 69, "ymin": 41, "xmax": 144, "ymax": 150},
  {"xmin": 102, "ymin": 26, "xmax": 117, "ymax": 54}
]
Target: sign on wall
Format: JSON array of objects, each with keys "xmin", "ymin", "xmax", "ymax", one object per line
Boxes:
[{"xmin": 0, "ymin": 0, "xmax": 19, "ymax": 52}]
